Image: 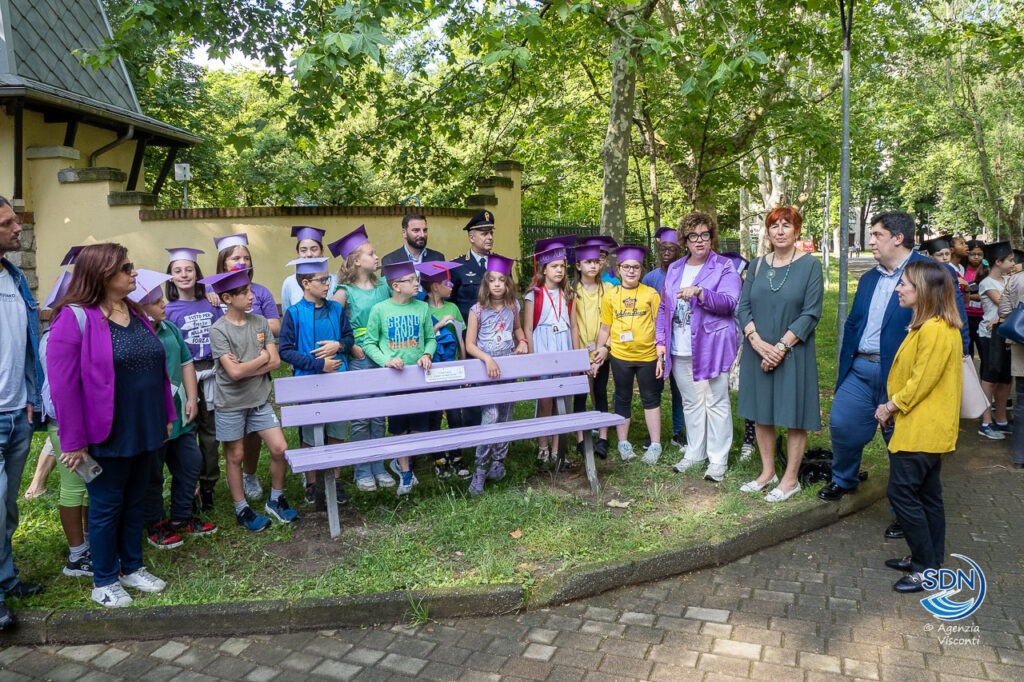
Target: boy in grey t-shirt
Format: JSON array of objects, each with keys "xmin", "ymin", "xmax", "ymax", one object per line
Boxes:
[{"xmin": 203, "ymin": 269, "xmax": 298, "ymax": 531}]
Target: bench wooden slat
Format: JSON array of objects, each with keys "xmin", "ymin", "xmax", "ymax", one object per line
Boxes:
[
  {"xmin": 279, "ymin": 375, "xmax": 591, "ymax": 427},
  {"xmin": 273, "ymin": 350, "xmax": 592, "ymax": 404},
  {"xmin": 286, "ymin": 411, "xmax": 623, "ymax": 472}
]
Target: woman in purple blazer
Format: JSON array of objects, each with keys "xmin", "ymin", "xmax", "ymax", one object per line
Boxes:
[
  {"xmin": 48, "ymin": 244, "xmax": 176, "ymax": 609},
  {"xmin": 655, "ymin": 212, "xmax": 741, "ymax": 482}
]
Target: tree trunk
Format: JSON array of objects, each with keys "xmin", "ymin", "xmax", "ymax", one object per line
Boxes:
[
  {"xmin": 739, "ymin": 160, "xmax": 752, "ymax": 259},
  {"xmin": 600, "ymin": 32, "xmax": 640, "ymax": 243}
]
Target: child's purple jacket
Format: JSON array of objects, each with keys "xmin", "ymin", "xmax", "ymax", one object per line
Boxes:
[
  {"xmin": 655, "ymin": 251, "xmax": 741, "ymax": 381},
  {"xmin": 47, "ymin": 305, "xmax": 176, "ymax": 453}
]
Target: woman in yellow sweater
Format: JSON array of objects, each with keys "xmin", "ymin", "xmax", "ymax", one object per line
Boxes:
[{"xmin": 874, "ymin": 260, "xmax": 963, "ymax": 593}]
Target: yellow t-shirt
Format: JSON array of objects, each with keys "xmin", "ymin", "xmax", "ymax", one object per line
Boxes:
[
  {"xmin": 600, "ymin": 284, "xmax": 660, "ymax": 362},
  {"xmin": 574, "ymin": 282, "xmax": 604, "ymax": 356}
]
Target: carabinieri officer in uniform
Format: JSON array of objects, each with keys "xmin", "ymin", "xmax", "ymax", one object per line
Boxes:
[{"xmin": 449, "ymin": 210, "xmax": 495, "ymax": 323}]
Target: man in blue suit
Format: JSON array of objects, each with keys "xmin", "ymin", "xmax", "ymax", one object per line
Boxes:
[{"xmin": 821, "ymin": 212, "xmax": 969, "ymax": 523}]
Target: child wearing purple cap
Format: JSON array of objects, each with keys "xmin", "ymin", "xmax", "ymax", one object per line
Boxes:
[
  {"xmin": 572, "ymin": 246, "xmax": 612, "ymax": 459},
  {"xmin": 207, "ymin": 271, "xmax": 297, "ymax": 530},
  {"xmin": 363, "ymin": 261, "xmax": 437, "ymax": 495},
  {"xmin": 212, "ymin": 235, "xmax": 281, "ymax": 501},
  {"xmin": 524, "ymin": 246, "xmax": 577, "ymax": 464},
  {"xmin": 331, "ymin": 232, "xmax": 396, "ymax": 492},
  {"xmin": 165, "ymin": 248, "xmax": 223, "ymax": 511},
  {"xmin": 466, "ymin": 255, "xmax": 528, "ymax": 494},
  {"xmin": 281, "ymin": 226, "xmax": 338, "ymax": 309}
]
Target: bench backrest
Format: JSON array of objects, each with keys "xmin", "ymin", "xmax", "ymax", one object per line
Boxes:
[{"xmin": 273, "ymin": 349, "xmax": 591, "ymax": 405}]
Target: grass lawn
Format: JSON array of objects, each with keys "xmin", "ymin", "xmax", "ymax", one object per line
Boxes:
[{"xmin": 10, "ymin": 258, "xmax": 888, "ymax": 611}]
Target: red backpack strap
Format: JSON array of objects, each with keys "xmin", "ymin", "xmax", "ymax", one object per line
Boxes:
[{"xmin": 532, "ymin": 287, "xmax": 544, "ymax": 329}]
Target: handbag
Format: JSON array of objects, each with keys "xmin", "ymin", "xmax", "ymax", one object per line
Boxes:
[
  {"xmin": 960, "ymin": 355, "xmax": 988, "ymax": 420},
  {"xmin": 997, "ymin": 303, "xmax": 1024, "ymax": 344}
]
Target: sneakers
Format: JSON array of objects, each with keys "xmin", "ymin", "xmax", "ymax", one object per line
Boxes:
[
  {"xmin": 243, "ymin": 474, "xmax": 263, "ymax": 500},
  {"xmin": 979, "ymin": 423, "xmax": 1005, "ymax": 440},
  {"xmin": 996, "ymin": 422, "xmax": 1013, "ymax": 434},
  {"xmin": 468, "ymin": 468, "xmax": 486, "ymax": 496},
  {"xmin": 265, "ymin": 496, "xmax": 299, "ymax": 523},
  {"xmin": 739, "ymin": 442, "xmax": 755, "ymax": 462},
  {"xmin": 537, "ymin": 447, "xmax": 552, "ymax": 464},
  {"xmin": 119, "ymin": 567, "xmax": 166, "ymax": 593},
  {"xmin": 196, "ymin": 486, "xmax": 215, "ymax": 512},
  {"xmin": 434, "ymin": 457, "xmax": 453, "ymax": 479},
  {"xmin": 92, "ymin": 582, "xmax": 133, "ymax": 608},
  {"xmin": 334, "ymin": 480, "xmax": 352, "ymax": 504},
  {"xmin": 304, "ymin": 483, "xmax": 317, "ymax": 504},
  {"xmin": 396, "ymin": 478, "xmax": 414, "ymax": 496},
  {"xmin": 672, "ymin": 457, "xmax": 704, "ymax": 474},
  {"xmin": 740, "ymin": 474, "xmax": 778, "ymax": 492},
  {"xmin": 390, "ymin": 459, "xmax": 418, "ymax": 486},
  {"xmin": 670, "ymin": 430, "xmax": 686, "ymax": 449},
  {"xmin": 356, "ymin": 476, "xmax": 378, "ymax": 492},
  {"xmin": 594, "ymin": 438, "xmax": 609, "ymax": 460},
  {"xmin": 375, "ymin": 472, "xmax": 397, "ymax": 488},
  {"xmin": 147, "ymin": 520, "xmax": 184, "ymax": 550},
  {"xmin": 641, "ymin": 443, "xmax": 662, "ymax": 465},
  {"xmin": 486, "ymin": 461, "xmax": 506, "ymax": 481},
  {"xmin": 236, "ymin": 505, "xmax": 272, "ymax": 531},
  {"xmin": 704, "ymin": 463, "xmax": 728, "ymax": 482},
  {"xmin": 451, "ymin": 456, "xmax": 472, "ymax": 479},
  {"xmin": 63, "ymin": 552, "xmax": 93, "ymax": 578},
  {"xmin": 764, "ymin": 482, "xmax": 801, "ymax": 502},
  {"xmin": 617, "ymin": 441, "xmax": 636, "ymax": 461},
  {"xmin": 170, "ymin": 516, "xmax": 218, "ymax": 536}
]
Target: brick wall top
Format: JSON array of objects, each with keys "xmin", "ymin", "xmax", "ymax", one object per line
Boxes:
[{"xmin": 139, "ymin": 205, "xmax": 479, "ymax": 222}]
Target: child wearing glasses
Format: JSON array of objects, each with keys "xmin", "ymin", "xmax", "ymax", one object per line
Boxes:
[
  {"xmin": 363, "ymin": 260, "xmax": 437, "ymax": 495},
  {"xmin": 279, "ymin": 257, "xmax": 355, "ymax": 504}
]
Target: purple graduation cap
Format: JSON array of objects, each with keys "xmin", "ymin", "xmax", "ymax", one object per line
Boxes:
[
  {"xmin": 614, "ymin": 245, "xmax": 649, "ymax": 264},
  {"xmin": 327, "ymin": 225, "xmax": 368, "ymax": 259},
  {"xmin": 534, "ymin": 235, "xmax": 576, "ymax": 266},
  {"xmin": 166, "ymin": 247, "xmax": 204, "ymax": 263},
  {"xmin": 291, "ymin": 225, "xmax": 326, "ymax": 244},
  {"xmin": 199, "ymin": 268, "xmax": 253, "ymax": 294},
  {"xmin": 416, "ymin": 261, "xmax": 462, "ymax": 286},
  {"xmin": 575, "ymin": 244, "xmax": 603, "ymax": 262},
  {"xmin": 486, "ymin": 253, "xmax": 516, "ymax": 276},
  {"xmin": 580, "ymin": 235, "xmax": 618, "ymax": 253},
  {"xmin": 380, "ymin": 260, "xmax": 417, "ymax": 281},
  {"xmin": 654, "ymin": 227, "xmax": 678, "ymax": 244},
  {"xmin": 286, "ymin": 257, "xmax": 330, "ymax": 274},
  {"xmin": 213, "ymin": 233, "xmax": 249, "ymax": 252},
  {"xmin": 60, "ymin": 245, "xmax": 86, "ymax": 266},
  {"xmin": 720, "ymin": 251, "xmax": 749, "ymax": 275},
  {"xmin": 127, "ymin": 269, "xmax": 173, "ymax": 304},
  {"xmin": 43, "ymin": 269, "xmax": 74, "ymax": 309}
]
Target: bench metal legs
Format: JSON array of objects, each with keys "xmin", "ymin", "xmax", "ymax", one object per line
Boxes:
[
  {"xmin": 581, "ymin": 429, "xmax": 601, "ymax": 496},
  {"xmin": 313, "ymin": 424, "xmax": 342, "ymax": 539}
]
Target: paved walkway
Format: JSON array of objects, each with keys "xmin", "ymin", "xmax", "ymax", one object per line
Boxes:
[{"xmin": 1, "ymin": 428, "xmax": 1021, "ymax": 681}]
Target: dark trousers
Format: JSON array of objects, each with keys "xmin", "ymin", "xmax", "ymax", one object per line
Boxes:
[
  {"xmin": 87, "ymin": 451, "xmax": 153, "ymax": 587},
  {"xmin": 829, "ymin": 356, "xmax": 892, "ymax": 489},
  {"xmin": 967, "ymin": 315, "xmax": 981, "ymax": 358},
  {"xmin": 887, "ymin": 451, "xmax": 945, "ymax": 573},
  {"xmin": 195, "ymin": 390, "xmax": 219, "ymax": 488},
  {"xmin": 1013, "ymin": 378, "xmax": 1024, "ymax": 465},
  {"xmin": 428, "ymin": 408, "xmax": 466, "ymax": 461},
  {"xmin": 573, "ymin": 358, "xmax": 611, "ymax": 414},
  {"xmin": 609, "ymin": 356, "xmax": 661, "ymax": 418},
  {"xmin": 146, "ymin": 432, "xmax": 202, "ymax": 527}
]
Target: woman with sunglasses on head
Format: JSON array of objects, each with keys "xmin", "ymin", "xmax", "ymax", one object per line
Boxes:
[
  {"xmin": 735, "ymin": 207, "xmax": 824, "ymax": 502},
  {"xmin": 47, "ymin": 244, "xmax": 177, "ymax": 607}
]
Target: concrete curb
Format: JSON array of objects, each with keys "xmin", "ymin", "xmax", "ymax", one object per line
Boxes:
[{"xmin": 3, "ymin": 478, "xmax": 886, "ymax": 645}]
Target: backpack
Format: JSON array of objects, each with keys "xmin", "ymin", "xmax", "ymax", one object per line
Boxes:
[
  {"xmin": 774, "ymin": 437, "xmax": 868, "ymax": 487},
  {"xmin": 432, "ymin": 316, "xmax": 459, "ymax": 363},
  {"xmin": 532, "ymin": 286, "xmax": 573, "ymax": 329}
]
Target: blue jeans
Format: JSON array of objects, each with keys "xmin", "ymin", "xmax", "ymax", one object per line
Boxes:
[
  {"xmin": 87, "ymin": 451, "xmax": 153, "ymax": 587},
  {"xmin": 669, "ymin": 373, "xmax": 684, "ymax": 435},
  {"xmin": 828, "ymin": 356, "xmax": 891, "ymax": 489},
  {"xmin": 146, "ymin": 432, "xmax": 202, "ymax": 526},
  {"xmin": 349, "ymin": 355, "xmax": 387, "ymax": 481},
  {"xmin": 0, "ymin": 409, "xmax": 31, "ymax": 600}
]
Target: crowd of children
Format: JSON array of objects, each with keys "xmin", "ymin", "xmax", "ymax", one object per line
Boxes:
[{"xmin": 33, "ymin": 210, "xmax": 769, "ymax": 607}]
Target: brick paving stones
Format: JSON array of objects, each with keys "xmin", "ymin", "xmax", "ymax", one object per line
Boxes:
[{"xmin": 2, "ymin": 428, "xmax": 1020, "ymax": 680}]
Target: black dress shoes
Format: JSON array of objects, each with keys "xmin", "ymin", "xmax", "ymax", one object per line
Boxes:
[
  {"xmin": 885, "ymin": 520, "xmax": 905, "ymax": 539},
  {"xmin": 894, "ymin": 573, "xmax": 926, "ymax": 593},
  {"xmin": 885, "ymin": 556, "xmax": 912, "ymax": 571},
  {"xmin": 817, "ymin": 481, "xmax": 857, "ymax": 501},
  {"xmin": 6, "ymin": 581, "xmax": 42, "ymax": 598}
]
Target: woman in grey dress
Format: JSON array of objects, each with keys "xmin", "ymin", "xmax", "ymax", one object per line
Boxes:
[{"xmin": 735, "ymin": 207, "xmax": 823, "ymax": 502}]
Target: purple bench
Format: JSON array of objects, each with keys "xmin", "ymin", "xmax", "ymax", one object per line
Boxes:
[{"xmin": 274, "ymin": 349, "xmax": 624, "ymax": 537}]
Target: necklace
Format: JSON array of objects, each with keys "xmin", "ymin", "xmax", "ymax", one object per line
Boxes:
[{"xmin": 767, "ymin": 252, "xmax": 795, "ymax": 293}]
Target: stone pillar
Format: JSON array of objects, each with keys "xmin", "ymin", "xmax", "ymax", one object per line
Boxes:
[{"xmin": 10, "ymin": 212, "xmax": 38, "ymax": 294}]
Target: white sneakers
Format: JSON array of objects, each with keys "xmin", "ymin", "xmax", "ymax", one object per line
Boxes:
[
  {"xmin": 672, "ymin": 457, "xmax": 703, "ymax": 474},
  {"xmin": 739, "ymin": 443, "xmax": 755, "ymax": 461},
  {"xmin": 764, "ymin": 482, "xmax": 801, "ymax": 502},
  {"xmin": 704, "ymin": 463, "xmax": 728, "ymax": 482},
  {"xmin": 375, "ymin": 472, "xmax": 396, "ymax": 488},
  {"xmin": 618, "ymin": 441, "xmax": 636, "ymax": 461},
  {"xmin": 641, "ymin": 443, "xmax": 662, "ymax": 464},
  {"xmin": 243, "ymin": 474, "xmax": 263, "ymax": 501},
  {"xmin": 92, "ymin": 567, "xmax": 166, "ymax": 608},
  {"xmin": 356, "ymin": 476, "xmax": 377, "ymax": 492},
  {"xmin": 740, "ymin": 474, "xmax": 778, "ymax": 493}
]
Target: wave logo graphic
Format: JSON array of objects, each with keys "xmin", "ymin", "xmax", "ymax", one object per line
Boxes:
[{"xmin": 920, "ymin": 554, "xmax": 986, "ymax": 621}]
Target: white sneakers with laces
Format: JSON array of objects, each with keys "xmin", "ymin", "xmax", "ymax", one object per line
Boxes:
[{"xmin": 119, "ymin": 567, "xmax": 166, "ymax": 593}]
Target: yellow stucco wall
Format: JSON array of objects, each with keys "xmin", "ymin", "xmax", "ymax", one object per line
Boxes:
[{"xmin": 7, "ymin": 109, "xmax": 522, "ymax": 299}]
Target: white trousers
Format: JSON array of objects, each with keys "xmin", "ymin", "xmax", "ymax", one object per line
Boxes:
[{"xmin": 671, "ymin": 357, "xmax": 733, "ymax": 466}]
